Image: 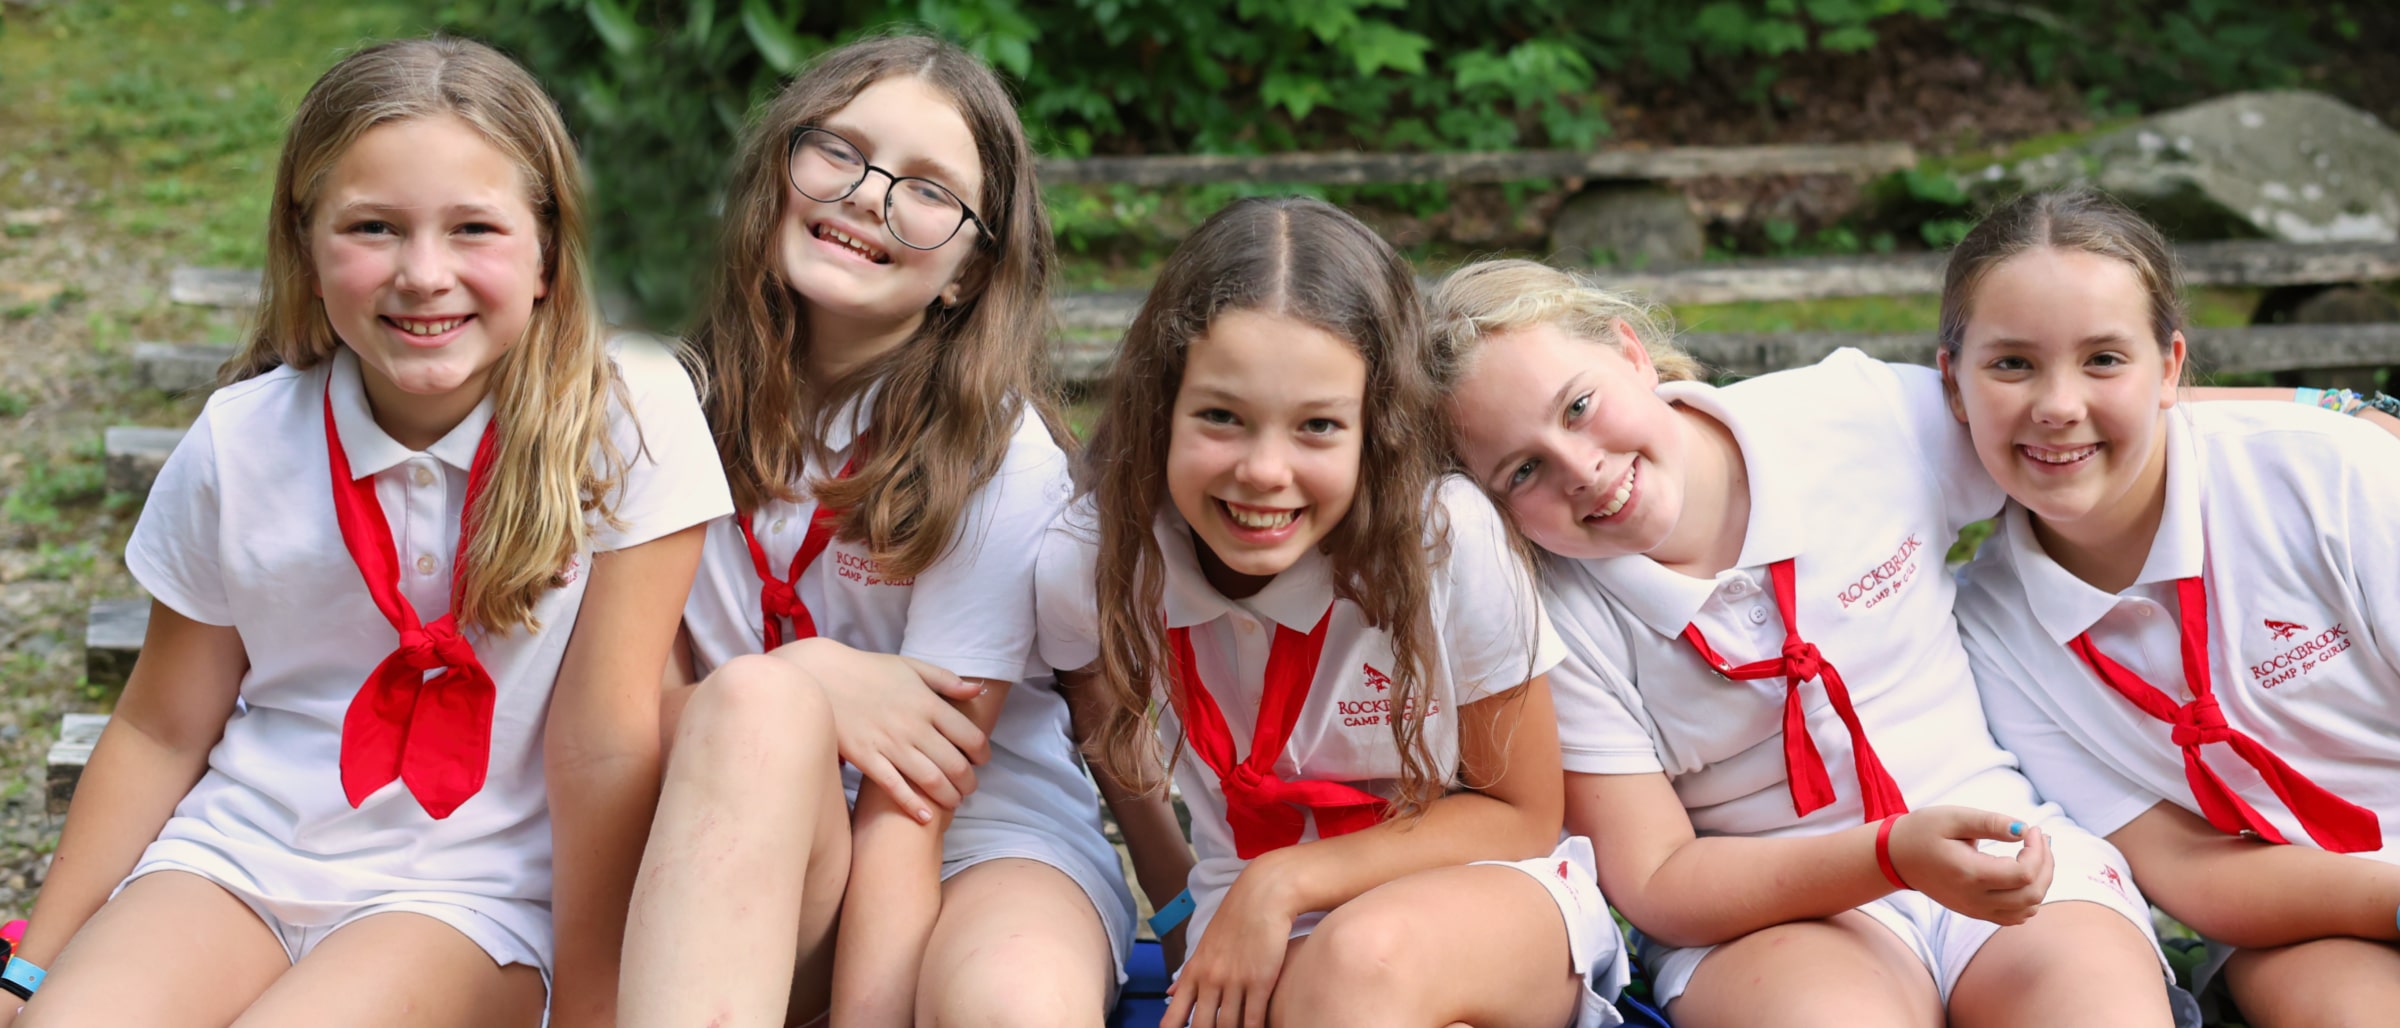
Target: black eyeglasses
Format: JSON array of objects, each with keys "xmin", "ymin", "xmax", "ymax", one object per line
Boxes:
[{"xmin": 787, "ymin": 126, "xmax": 989, "ymax": 251}]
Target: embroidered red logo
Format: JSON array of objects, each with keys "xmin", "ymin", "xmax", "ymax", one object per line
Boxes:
[
  {"xmin": 1556, "ymin": 860, "xmax": 1572, "ymax": 881},
  {"xmin": 2264, "ymin": 619, "xmax": 2307, "ymax": 641},
  {"xmin": 1362, "ymin": 663, "xmax": 1391, "ymax": 692},
  {"xmin": 1837, "ymin": 534, "xmax": 1924, "ymax": 610},
  {"xmin": 553, "ymin": 554, "xmax": 583, "ymax": 587},
  {"xmin": 2089, "ymin": 864, "xmax": 2129, "ymax": 900},
  {"xmin": 834, "ymin": 550, "xmax": 914, "ymax": 588},
  {"xmin": 2250, "ymin": 622, "xmax": 2353, "ymax": 689}
]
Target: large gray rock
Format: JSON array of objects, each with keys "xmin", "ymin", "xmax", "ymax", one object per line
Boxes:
[
  {"xmin": 1548, "ymin": 184, "xmax": 1705, "ymax": 267},
  {"xmin": 1976, "ymin": 91, "xmax": 2400, "ymax": 243}
]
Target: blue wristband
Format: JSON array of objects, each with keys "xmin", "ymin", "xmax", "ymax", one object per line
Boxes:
[
  {"xmin": 1147, "ymin": 888, "xmax": 1194, "ymax": 937},
  {"xmin": 0, "ymin": 955, "xmax": 43, "ymax": 1000}
]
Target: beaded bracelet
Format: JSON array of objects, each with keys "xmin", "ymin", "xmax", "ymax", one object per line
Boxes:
[{"xmin": 2296, "ymin": 387, "xmax": 2368, "ymax": 415}]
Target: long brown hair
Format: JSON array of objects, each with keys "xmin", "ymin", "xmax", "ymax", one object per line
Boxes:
[
  {"xmin": 692, "ymin": 33, "xmax": 1063, "ymax": 576},
  {"xmin": 1938, "ymin": 188, "xmax": 2187, "ymax": 363},
  {"xmin": 228, "ymin": 36, "xmax": 622, "ymax": 634},
  {"xmin": 1082, "ymin": 196, "xmax": 1452, "ymax": 818}
]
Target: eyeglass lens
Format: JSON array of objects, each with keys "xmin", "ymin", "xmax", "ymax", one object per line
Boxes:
[{"xmin": 790, "ymin": 129, "xmax": 972, "ymax": 250}]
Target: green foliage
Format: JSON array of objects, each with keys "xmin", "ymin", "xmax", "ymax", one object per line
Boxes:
[
  {"xmin": 453, "ymin": 0, "xmax": 1967, "ymax": 326},
  {"xmin": 1939, "ymin": 1, "xmax": 2331, "ymax": 116}
]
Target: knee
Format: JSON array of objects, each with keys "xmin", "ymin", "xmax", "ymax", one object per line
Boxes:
[
  {"xmin": 918, "ymin": 944, "xmax": 1107, "ymax": 1028},
  {"xmin": 1273, "ymin": 906, "xmax": 1425, "ymax": 1023},
  {"xmin": 675, "ymin": 654, "xmax": 835, "ymax": 765}
]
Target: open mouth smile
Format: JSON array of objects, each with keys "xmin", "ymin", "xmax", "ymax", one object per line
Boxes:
[{"xmin": 813, "ymin": 222, "xmax": 891, "ymax": 264}]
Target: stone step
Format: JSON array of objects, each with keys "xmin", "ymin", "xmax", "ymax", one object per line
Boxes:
[
  {"xmin": 47, "ymin": 713, "xmax": 108, "ymax": 817},
  {"xmin": 169, "ymin": 242, "xmax": 2400, "ymax": 318},
  {"xmin": 86, "ymin": 597, "xmax": 148, "ymax": 690},
  {"xmin": 1036, "ymin": 140, "xmax": 1921, "ymax": 187},
  {"xmin": 133, "ymin": 340, "xmax": 230, "ymax": 395},
  {"xmin": 104, "ymin": 425, "xmax": 183, "ymax": 497}
]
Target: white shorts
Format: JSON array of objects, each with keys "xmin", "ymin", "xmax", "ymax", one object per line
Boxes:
[
  {"xmin": 1641, "ymin": 814, "xmax": 2171, "ymax": 1010},
  {"xmin": 121, "ymin": 861, "xmax": 548, "ymax": 981},
  {"xmin": 1473, "ymin": 836, "xmax": 1631, "ymax": 1028}
]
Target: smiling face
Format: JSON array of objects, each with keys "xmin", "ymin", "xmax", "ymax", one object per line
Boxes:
[
  {"xmin": 1165, "ymin": 309, "xmax": 1370, "ymax": 596},
  {"xmin": 1448, "ymin": 320, "xmax": 1693, "ymax": 560},
  {"xmin": 1943, "ymin": 246, "xmax": 2184, "ymax": 545},
  {"xmin": 310, "ymin": 113, "xmax": 546, "ymax": 429},
  {"xmin": 778, "ymin": 75, "xmax": 983, "ymax": 328}
]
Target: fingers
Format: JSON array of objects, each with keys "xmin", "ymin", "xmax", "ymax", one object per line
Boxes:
[
  {"xmin": 1160, "ymin": 980, "xmax": 1193, "ymax": 1028},
  {"xmin": 1242, "ymin": 981, "xmax": 1272, "ymax": 1028},
  {"xmin": 1938, "ymin": 805, "xmax": 2030, "ymax": 844},
  {"xmin": 902, "ymin": 655, "xmax": 982, "ymax": 701},
  {"xmin": 893, "ymin": 746, "xmax": 964, "ymax": 810},
  {"xmin": 930, "ymin": 703, "xmax": 992, "ymax": 765},
  {"xmin": 859, "ymin": 754, "xmax": 937, "ymax": 823}
]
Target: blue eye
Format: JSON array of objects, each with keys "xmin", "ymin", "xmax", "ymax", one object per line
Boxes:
[
  {"xmin": 1507, "ymin": 458, "xmax": 1538, "ymax": 489},
  {"xmin": 1566, "ymin": 394, "xmax": 1591, "ymax": 420}
]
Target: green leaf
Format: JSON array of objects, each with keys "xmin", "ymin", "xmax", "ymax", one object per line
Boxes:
[
  {"xmin": 583, "ymin": 0, "xmax": 644, "ymax": 55},
  {"xmin": 1342, "ymin": 21, "xmax": 1430, "ymax": 77},
  {"xmin": 742, "ymin": 0, "xmax": 809, "ymax": 75}
]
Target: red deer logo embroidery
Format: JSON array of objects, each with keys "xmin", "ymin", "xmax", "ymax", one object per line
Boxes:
[
  {"xmin": 2264, "ymin": 619, "xmax": 2307, "ymax": 641},
  {"xmin": 1362, "ymin": 664, "xmax": 1391, "ymax": 692},
  {"xmin": 1556, "ymin": 860, "xmax": 1572, "ymax": 881},
  {"xmin": 2090, "ymin": 864, "xmax": 2129, "ymax": 900}
]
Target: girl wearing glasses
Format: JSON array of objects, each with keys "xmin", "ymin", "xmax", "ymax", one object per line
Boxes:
[{"xmin": 620, "ymin": 34, "xmax": 1134, "ymax": 1028}]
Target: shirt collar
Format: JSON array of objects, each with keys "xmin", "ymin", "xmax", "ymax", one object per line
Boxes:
[
  {"xmin": 1577, "ymin": 377, "xmax": 1807, "ymax": 638},
  {"xmin": 2004, "ymin": 407, "xmax": 2204, "ymax": 643},
  {"xmin": 328, "ymin": 348, "xmax": 496, "ymax": 479},
  {"xmin": 823, "ymin": 378, "xmax": 884, "ymax": 457},
  {"xmin": 1155, "ymin": 509, "xmax": 1337, "ymax": 633}
]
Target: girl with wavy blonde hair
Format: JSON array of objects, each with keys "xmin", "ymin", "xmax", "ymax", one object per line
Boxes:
[
  {"xmin": 7, "ymin": 36, "xmax": 731, "ymax": 1028},
  {"xmin": 622, "ymin": 33, "xmax": 1133, "ymax": 1028}
]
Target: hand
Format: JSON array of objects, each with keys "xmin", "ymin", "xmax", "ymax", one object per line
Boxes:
[
  {"xmin": 770, "ymin": 639, "xmax": 990, "ymax": 821},
  {"xmin": 1162, "ymin": 860, "xmax": 1300, "ymax": 1028},
  {"xmin": 1887, "ymin": 806, "xmax": 2054, "ymax": 926}
]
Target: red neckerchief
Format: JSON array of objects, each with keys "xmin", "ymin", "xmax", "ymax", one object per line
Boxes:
[
  {"xmin": 2069, "ymin": 576, "xmax": 2380, "ymax": 852},
  {"xmin": 735, "ymin": 453, "xmax": 859, "ymax": 648},
  {"xmin": 326, "ymin": 384, "xmax": 500, "ymax": 820},
  {"xmin": 1170, "ymin": 607, "xmax": 1387, "ymax": 858},
  {"xmin": 1681, "ymin": 558, "xmax": 1909, "ymax": 822}
]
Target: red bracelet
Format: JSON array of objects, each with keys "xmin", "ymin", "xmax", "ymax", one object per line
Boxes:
[{"xmin": 1875, "ymin": 813, "xmax": 1910, "ymax": 891}]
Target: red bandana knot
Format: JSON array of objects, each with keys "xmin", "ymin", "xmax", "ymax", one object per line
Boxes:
[
  {"xmin": 2171, "ymin": 694, "xmax": 2232, "ymax": 748},
  {"xmin": 759, "ymin": 579, "xmax": 799, "ymax": 618},
  {"xmin": 1780, "ymin": 638, "xmax": 1826, "ymax": 683},
  {"xmin": 395, "ymin": 621, "xmax": 475, "ymax": 671}
]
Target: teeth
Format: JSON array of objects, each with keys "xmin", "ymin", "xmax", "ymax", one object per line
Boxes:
[
  {"xmin": 394, "ymin": 317, "xmax": 463, "ymax": 336},
  {"xmin": 820, "ymin": 225, "xmax": 887, "ymax": 263},
  {"xmin": 1224, "ymin": 503, "xmax": 1298, "ymax": 530},
  {"xmin": 2024, "ymin": 444, "xmax": 2099, "ymax": 465},
  {"xmin": 1591, "ymin": 463, "xmax": 1636, "ymax": 520}
]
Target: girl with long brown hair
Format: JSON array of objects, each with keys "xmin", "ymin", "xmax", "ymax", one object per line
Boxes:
[
  {"xmin": 1036, "ymin": 196, "xmax": 1630, "ymax": 1028},
  {"xmin": 6, "ymin": 37, "xmax": 729, "ymax": 1027},
  {"xmin": 620, "ymin": 33, "xmax": 1132, "ymax": 1027}
]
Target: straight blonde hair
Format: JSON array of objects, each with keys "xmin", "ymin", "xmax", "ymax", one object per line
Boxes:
[
  {"xmin": 226, "ymin": 36, "xmax": 625, "ymax": 634},
  {"xmin": 1427, "ymin": 258, "xmax": 1703, "ymax": 392}
]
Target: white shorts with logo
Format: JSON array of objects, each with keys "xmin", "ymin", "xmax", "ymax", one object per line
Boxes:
[
  {"xmin": 1640, "ymin": 814, "xmax": 2171, "ymax": 1011},
  {"xmin": 1474, "ymin": 836, "xmax": 1631, "ymax": 1028}
]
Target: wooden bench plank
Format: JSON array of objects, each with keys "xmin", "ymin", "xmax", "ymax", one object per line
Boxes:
[
  {"xmin": 47, "ymin": 713, "xmax": 109, "ymax": 816},
  {"xmin": 1035, "ymin": 142, "xmax": 1920, "ymax": 187},
  {"xmin": 105, "ymin": 425, "xmax": 183, "ymax": 497},
  {"xmin": 86, "ymin": 597, "xmax": 148, "ymax": 690},
  {"xmin": 1663, "ymin": 322, "xmax": 2400, "ymax": 378}
]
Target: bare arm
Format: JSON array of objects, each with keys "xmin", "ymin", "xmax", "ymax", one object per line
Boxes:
[
  {"xmin": 1058, "ymin": 666, "xmax": 1193, "ymax": 914},
  {"xmin": 2109, "ymin": 800, "xmax": 2400, "ymax": 948},
  {"xmin": 2189, "ymin": 386, "xmax": 2400, "ymax": 438},
  {"xmin": 545, "ymin": 524, "xmax": 707, "ymax": 1028},
  {"xmin": 13, "ymin": 603, "xmax": 246, "ymax": 969},
  {"xmin": 1571, "ymin": 772, "xmax": 2050, "ymax": 948},
  {"xmin": 831, "ymin": 673, "xmax": 1010, "ymax": 1028}
]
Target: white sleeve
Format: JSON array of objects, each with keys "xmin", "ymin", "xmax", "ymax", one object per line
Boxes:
[
  {"xmin": 1958, "ymin": 606, "xmax": 2161, "ymax": 837},
  {"xmin": 899, "ymin": 418, "xmax": 1076, "ymax": 683},
  {"xmin": 591, "ymin": 336, "xmax": 735, "ymax": 553},
  {"xmin": 1033, "ymin": 502, "xmax": 1105, "ymax": 674},
  {"xmin": 1881, "ymin": 357, "xmax": 2006, "ymax": 534},
  {"xmin": 2334, "ymin": 419, "xmax": 2400, "ymax": 658},
  {"xmin": 124, "ymin": 408, "xmax": 233, "ymax": 626},
  {"xmin": 1431, "ymin": 479, "xmax": 1565, "ymax": 705},
  {"xmin": 1541, "ymin": 571, "xmax": 1667, "ymax": 775}
]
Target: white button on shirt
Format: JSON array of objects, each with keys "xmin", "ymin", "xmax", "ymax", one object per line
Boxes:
[
  {"xmin": 411, "ymin": 464, "xmax": 436, "ymax": 487},
  {"xmin": 1958, "ymin": 402, "xmax": 2400, "ymax": 861},
  {"xmin": 121, "ymin": 338, "xmax": 733, "ymax": 972},
  {"xmin": 1036, "ymin": 476, "xmax": 1565, "ymax": 949},
  {"xmin": 1544, "ymin": 350, "xmax": 2049, "ymax": 839}
]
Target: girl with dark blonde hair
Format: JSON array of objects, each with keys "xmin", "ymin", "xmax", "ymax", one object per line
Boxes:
[
  {"xmin": 621, "ymin": 32, "xmax": 1132, "ymax": 1027},
  {"xmin": 6, "ymin": 36, "xmax": 729, "ymax": 1028},
  {"xmin": 1037, "ymin": 196, "xmax": 1631, "ymax": 1028}
]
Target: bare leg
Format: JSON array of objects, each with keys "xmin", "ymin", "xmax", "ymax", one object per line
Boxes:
[
  {"xmin": 1269, "ymin": 864, "xmax": 1582, "ymax": 1028},
  {"xmin": 231, "ymin": 911, "xmax": 542, "ymax": 1027},
  {"xmin": 17, "ymin": 870, "xmax": 288, "ymax": 1028},
  {"xmin": 621, "ymin": 654, "xmax": 854, "ymax": 1027},
  {"xmin": 1666, "ymin": 909, "xmax": 1941, "ymax": 1028},
  {"xmin": 913, "ymin": 858, "xmax": 1115, "ymax": 1028},
  {"xmin": 1949, "ymin": 899, "xmax": 2171, "ymax": 1028},
  {"xmin": 2221, "ymin": 937, "xmax": 2400, "ymax": 1028}
]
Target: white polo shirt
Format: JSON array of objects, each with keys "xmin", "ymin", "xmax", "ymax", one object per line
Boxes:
[
  {"xmin": 1543, "ymin": 349, "xmax": 2045, "ymax": 839},
  {"xmin": 681, "ymin": 392, "xmax": 1136, "ymax": 954},
  {"xmin": 1957, "ymin": 402, "xmax": 2400, "ymax": 862},
  {"xmin": 124, "ymin": 338, "xmax": 732, "ymax": 970},
  {"xmin": 1034, "ymin": 476, "xmax": 1566, "ymax": 946}
]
